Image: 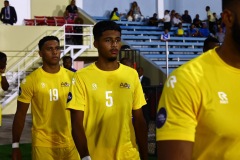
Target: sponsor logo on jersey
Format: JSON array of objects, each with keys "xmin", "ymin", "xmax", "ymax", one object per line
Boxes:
[
  {"xmin": 167, "ymin": 75, "xmax": 177, "ymax": 88},
  {"xmin": 218, "ymin": 91, "xmax": 228, "ymax": 104},
  {"xmin": 72, "ymin": 78, "xmax": 76, "ymax": 85},
  {"xmin": 61, "ymin": 82, "xmax": 70, "ymax": 87},
  {"xmin": 67, "ymin": 92, "xmax": 72, "ymax": 103},
  {"xmin": 41, "ymin": 82, "xmax": 46, "ymax": 88},
  {"xmin": 120, "ymin": 82, "xmax": 130, "ymax": 89},
  {"xmin": 156, "ymin": 107, "xmax": 167, "ymax": 128},
  {"xmin": 92, "ymin": 83, "xmax": 97, "ymax": 90}
]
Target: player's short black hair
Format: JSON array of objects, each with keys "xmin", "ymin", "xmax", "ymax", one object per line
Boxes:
[
  {"xmin": 62, "ymin": 56, "xmax": 72, "ymax": 62},
  {"xmin": 203, "ymin": 36, "xmax": 220, "ymax": 52},
  {"xmin": 93, "ymin": 20, "xmax": 121, "ymax": 41},
  {"xmin": 38, "ymin": 36, "xmax": 60, "ymax": 51},
  {"xmin": 0, "ymin": 52, "xmax": 6, "ymax": 60}
]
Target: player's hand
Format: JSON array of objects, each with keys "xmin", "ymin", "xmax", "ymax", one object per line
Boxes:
[{"xmin": 12, "ymin": 148, "xmax": 22, "ymax": 160}]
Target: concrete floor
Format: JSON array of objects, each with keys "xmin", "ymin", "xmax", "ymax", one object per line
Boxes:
[{"xmin": 0, "ymin": 114, "xmax": 32, "ymax": 145}]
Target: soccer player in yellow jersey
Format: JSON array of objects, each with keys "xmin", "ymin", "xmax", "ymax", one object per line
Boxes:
[
  {"xmin": 0, "ymin": 51, "xmax": 9, "ymax": 126},
  {"xmin": 12, "ymin": 36, "xmax": 79, "ymax": 160},
  {"xmin": 67, "ymin": 20, "xmax": 148, "ymax": 160},
  {"xmin": 156, "ymin": 0, "xmax": 240, "ymax": 159}
]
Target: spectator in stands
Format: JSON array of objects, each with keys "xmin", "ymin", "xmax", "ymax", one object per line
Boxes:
[
  {"xmin": 63, "ymin": 56, "xmax": 77, "ymax": 72},
  {"xmin": 73, "ymin": 17, "xmax": 83, "ymax": 45},
  {"xmin": 110, "ymin": 7, "xmax": 121, "ymax": 21},
  {"xmin": 205, "ymin": 6, "xmax": 216, "ymax": 35},
  {"xmin": 181, "ymin": 10, "xmax": 192, "ymax": 24},
  {"xmin": 131, "ymin": 1, "xmax": 144, "ymax": 21},
  {"xmin": 156, "ymin": 1, "xmax": 240, "ymax": 159},
  {"xmin": 64, "ymin": 0, "xmax": 79, "ymax": 20},
  {"xmin": 170, "ymin": 10, "xmax": 176, "ymax": 23},
  {"xmin": 0, "ymin": 0, "xmax": 17, "ymax": 25},
  {"xmin": 126, "ymin": 9, "xmax": 134, "ymax": 21},
  {"xmin": 67, "ymin": 20, "xmax": 148, "ymax": 160},
  {"xmin": 199, "ymin": 22, "xmax": 210, "ymax": 37},
  {"xmin": 120, "ymin": 57, "xmax": 134, "ymax": 68},
  {"xmin": 175, "ymin": 23, "xmax": 185, "ymax": 37},
  {"xmin": 12, "ymin": 36, "xmax": 79, "ymax": 160},
  {"xmin": 193, "ymin": 14, "xmax": 203, "ymax": 28},
  {"xmin": 148, "ymin": 13, "xmax": 159, "ymax": 26},
  {"xmin": 0, "ymin": 51, "xmax": 9, "ymax": 126},
  {"xmin": 215, "ymin": 26, "xmax": 225, "ymax": 44},
  {"xmin": 187, "ymin": 23, "xmax": 200, "ymax": 37},
  {"xmin": 160, "ymin": 29, "xmax": 170, "ymax": 42},
  {"xmin": 160, "ymin": 10, "xmax": 171, "ymax": 31},
  {"xmin": 203, "ymin": 36, "xmax": 220, "ymax": 52},
  {"xmin": 172, "ymin": 13, "xmax": 182, "ymax": 27}
]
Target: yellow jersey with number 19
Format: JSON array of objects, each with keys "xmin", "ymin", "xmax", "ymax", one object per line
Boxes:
[
  {"xmin": 18, "ymin": 67, "xmax": 75, "ymax": 148},
  {"xmin": 67, "ymin": 63, "xmax": 146, "ymax": 160}
]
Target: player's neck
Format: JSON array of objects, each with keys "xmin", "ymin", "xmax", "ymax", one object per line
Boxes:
[
  {"xmin": 42, "ymin": 65, "xmax": 60, "ymax": 73},
  {"xmin": 95, "ymin": 60, "xmax": 119, "ymax": 71},
  {"xmin": 216, "ymin": 44, "xmax": 240, "ymax": 69}
]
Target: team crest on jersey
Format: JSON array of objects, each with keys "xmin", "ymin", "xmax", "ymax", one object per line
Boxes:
[
  {"xmin": 61, "ymin": 82, "xmax": 70, "ymax": 87},
  {"xmin": 156, "ymin": 107, "xmax": 167, "ymax": 128},
  {"xmin": 18, "ymin": 87, "xmax": 22, "ymax": 96},
  {"xmin": 67, "ymin": 92, "xmax": 72, "ymax": 103},
  {"xmin": 120, "ymin": 82, "xmax": 130, "ymax": 89}
]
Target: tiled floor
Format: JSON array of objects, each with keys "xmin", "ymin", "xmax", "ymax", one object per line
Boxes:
[{"xmin": 0, "ymin": 114, "xmax": 32, "ymax": 145}]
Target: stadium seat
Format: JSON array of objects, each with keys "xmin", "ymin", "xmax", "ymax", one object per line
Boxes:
[
  {"xmin": 46, "ymin": 16, "xmax": 56, "ymax": 26},
  {"xmin": 23, "ymin": 19, "xmax": 35, "ymax": 26},
  {"xmin": 54, "ymin": 16, "xmax": 66, "ymax": 26},
  {"xmin": 34, "ymin": 16, "xmax": 47, "ymax": 26}
]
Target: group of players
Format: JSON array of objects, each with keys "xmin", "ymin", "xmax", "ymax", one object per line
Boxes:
[{"xmin": 0, "ymin": 0, "xmax": 240, "ymax": 159}]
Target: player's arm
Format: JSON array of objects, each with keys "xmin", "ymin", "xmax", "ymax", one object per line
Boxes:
[
  {"xmin": 12, "ymin": 101, "xmax": 30, "ymax": 160},
  {"xmin": 70, "ymin": 109, "xmax": 90, "ymax": 158},
  {"xmin": 132, "ymin": 108, "xmax": 148, "ymax": 160},
  {"xmin": 157, "ymin": 140, "xmax": 194, "ymax": 160},
  {"xmin": 1, "ymin": 68, "xmax": 9, "ymax": 91}
]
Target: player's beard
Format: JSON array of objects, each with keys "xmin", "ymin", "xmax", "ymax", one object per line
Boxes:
[{"xmin": 107, "ymin": 57, "xmax": 117, "ymax": 62}]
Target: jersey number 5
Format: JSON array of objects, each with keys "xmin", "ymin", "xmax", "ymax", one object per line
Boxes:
[
  {"xmin": 106, "ymin": 91, "xmax": 113, "ymax": 107},
  {"xmin": 49, "ymin": 89, "xmax": 59, "ymax": 101}
]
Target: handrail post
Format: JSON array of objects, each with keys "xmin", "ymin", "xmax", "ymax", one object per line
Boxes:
[{"xmin": 166, "ymin": 41, "xmax": 169, "ymax": 77}]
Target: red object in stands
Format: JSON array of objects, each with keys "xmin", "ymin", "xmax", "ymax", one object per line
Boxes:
[
  {"xmin": 24, "ymin": 19, "xmax": 35, "ymax": 26},
  {"xmin": 46, "ymin": 16, "xmax": 56, "ymax": 26},
  {"xmin": 54, "ymin": 16, "xmax": 66, "ymax": 26},
  {"xmin": 34, "ymin": 16, "xmax": 47, "ymax": 26}
]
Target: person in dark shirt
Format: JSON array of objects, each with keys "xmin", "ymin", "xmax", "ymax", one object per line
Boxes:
[
  {"xmin": 181, "ymin": 10, "xmax": 192, "ymax": 23},
  {"xmin": 62, "ymin": 56, "xmax": 77, "ymax": 72},
  {"xmin": 148, "ymin": 13, "xmax": 159, "ymax": 26}
]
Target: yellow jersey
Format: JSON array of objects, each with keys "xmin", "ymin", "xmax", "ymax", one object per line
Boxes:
[
  {"xmin": 156, "ymin": 48, "xmax": 240, "ymax": 159},
  {"xmin": 18, "ymin": 67, "xmax": 75, "ymax": 148},
  {"xmin": 67, "ymin": 63, "xmax": 146, "ymax": 159}
]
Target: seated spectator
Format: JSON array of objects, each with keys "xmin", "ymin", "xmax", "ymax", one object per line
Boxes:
[
  {"xmin": 62, "ymin": 56, "xmax": 77, "ymax": 72},
  {"xmin": 193, "ymin": 14, "xmax": 203, "ymax": 28},
  {"xmin": 181, "ymin": 10, "xmax": 192, "ymax": 23},
  {"xmin": 188, "ymin": 24, "xmax": 200, "ymax": 37},
  {"xmin": 170, "ymin": 10, "xmax": 176, "ymax": 23},
  {"xmin": 64, "ymin": 0, "xmax": 78, "ymax": 20},
  {"xmin": 199, "ymin": 23, "xmax": 210, "ymax": 37},
  {"xmin": 215, "ymin": 27, "xmax": 225, "ymax": 43},
  {"xmin": 148, "ymin": 13, "xmax": 159, "ymax": 26},
  {"xmin": 110, "ymin": 7, "xmax": 121, "ymax": 21},
  {"xmin": 172, "ymin": 13, "xmax": 182, "ymax": 27},
  {"xmin": 160, "ymin": 29, "xmax": 170, "ymax": 42},
  {"xmin": 175, "ymin": 23, "xmax": 185, "ymax": 36},
  {"xmin": 160, "ymin": 10, "xmax": 171, "ymax": 31},
  {"xmin": 131, "ymin": 1, "xmax": 144, "ymax": 21},
  {"xmin": 126, "ymin": 10, "xmax": 133, "ymax": 21},
  {"xmin": 203, "ymin": 36, "xmax": 220, "ymax": 52}
]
